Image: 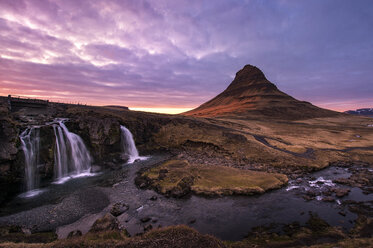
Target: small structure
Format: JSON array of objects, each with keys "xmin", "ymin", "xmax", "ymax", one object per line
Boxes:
[{"xmin": 8, "ymin": 95, "xmax": 49, "ymax": 112}]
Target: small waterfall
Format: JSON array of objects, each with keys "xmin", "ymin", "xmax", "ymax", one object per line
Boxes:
[
  {"xmin": 19, "ymin": 127, "xmax": 42, "ymax": 197},
  {"xmin": 53, "ymin": 124, "xmax": 68, "ymax": 179},
  {"xmin": 53, "ymin": 120, "xmax": 92, "ymax": 183},
  {"xmin": 120, "ymin": 125, "xmax": 147, "ymax": 163}
]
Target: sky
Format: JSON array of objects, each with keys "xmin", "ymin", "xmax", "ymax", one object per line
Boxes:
[{"xmin": 0, "ymin": 0, "xmax": 372, "ymax": 114}]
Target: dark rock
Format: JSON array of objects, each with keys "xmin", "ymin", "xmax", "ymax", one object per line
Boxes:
[
  {"xmin": 322, "ymin": 196, "xmax": 335, "ymax": 202},
  {"xmin": 338, "ymin": 211, "xmax": 346, "ymax": 217},
  {"xmin": 89, "ymin": 213, "xmax": 119, "ymax": 232},
  {"xmin": 141, "ymin": 217, "xmax": 151, "ymax": 223},
  {"xmin": 90, "ymin": 165, "xmax": 102, "ymax": 173},
  {"xmin": 149, "ymin": 195, "xmax": 158, "ymax": 201},
  {"xmin": 303, "ymin": 195, "xmax": 314, "ymax": 201},
  {"xmin": 110, "ymin": 202, "xmax": 129, "ymax": 217},
  {"xmin": 189, "ymin": 218, "xmax": 196, "ymax": 224},
  {"xmin": 67, "ymin": 230, "xmax": 82, "ymax": 239},
  {"xmin": 332, "ymin": 188, "xmax": 350, "ymax": 198},
  {"xmin": 306, "ymin": 213, "xmax": 330, "ymax": 232},
  {"xmin": 143, "ymin": 224, "xmax": 153, "ymax": 232}
]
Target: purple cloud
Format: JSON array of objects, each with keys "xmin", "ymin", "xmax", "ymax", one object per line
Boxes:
[{"xmin": 0, "ymin": 0, "xmax": 372, "ymax": 111}]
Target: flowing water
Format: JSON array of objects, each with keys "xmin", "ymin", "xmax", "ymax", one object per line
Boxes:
[
  {"xmin": 53, "ymin": 120, "xmax": 93, "ymax": 184},
  {"xmin": 19, "ymin": 127, "xmax": 43, "ymax": 198},
  {"xmin": 1, "ymin": 156, "xmax": 372, "ymax": 241},
  {"xmin": 18, "ymin": 119, "xmax": 94, "ymax": 197},
  {"xmin": 7, "ymin": 124, "xmax": 372, "ymax": 240},
  {"xmin": 120, "ymin": 125, "xmax": 147, "ymax": 163}
]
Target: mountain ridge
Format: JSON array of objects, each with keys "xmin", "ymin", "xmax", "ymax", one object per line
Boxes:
[{"xmin": 184, "ymin": 65, "xmax": 340, "ymax": 120}]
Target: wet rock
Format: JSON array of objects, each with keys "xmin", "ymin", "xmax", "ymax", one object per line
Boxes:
[
  {"xmin": 67, "ymin": 230, "xmax": 82, "ymax": 239},
  {"xmin": 332, "ymin": 187, "xmax": 350, "ymax": 198},
  {"xmin": 306, "ymin": 213, "xmax": 330, "ymax": 232},
  {"xmin": 322, "ymin": 196, "xmax": 335, "ymax": 202},
  {"xmin": 90, "ymin": 165, "xmax": 102, "ymax": 173},
  {"xmin": 305, "ymin": 189, "xmax": 318, "ymax": 197},
  {"xmin": 303, "ymin": 195, "xmax": 314, "ymax": 201},
  {"xmin": 322, "ymin": 190, "xmax": 332, "ymax": 196},
  {"xmin": 89, "ymin": 213, "xmax": 119, "ymax": 232},
  {"xmin": 141, "ymin": 217, "xmax": 151, "ymax": 223},
  {"xmin": 338, "ymin": 211, "xmax": 346, "ymax": 217},
  {"xmin": 333, "ymin": 177, "xmax": 350, "ymax": 185}
]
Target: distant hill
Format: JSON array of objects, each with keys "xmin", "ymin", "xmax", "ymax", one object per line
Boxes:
[
  {"xmin": 345, "ymin": 108, "xmax": 373, "ymax": 118},
  {"xmin": 184, "ymin": 65, "xmax": 340, "ymax": 120}
]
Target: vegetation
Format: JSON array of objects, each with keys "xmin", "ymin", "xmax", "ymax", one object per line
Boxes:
[{"xmin": 139, "ymin": 159, "xmax": 288, "ymax": 197}]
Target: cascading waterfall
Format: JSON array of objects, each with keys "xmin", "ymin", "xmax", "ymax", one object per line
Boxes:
[
  {"xmin": 19, "ymin": 127, "xmax": 42, "ymax": 197},
  {"xmin": 53, "ymin": 124, "xmax": 68, "ymax": 180},
  {"xmin": 53, "ymin": 120, "xmax": 92, "ymax": 183},
  {"xmin": 19, "ymin": 119, "xmax": 94, "ymax": 197},
  {"xmin": 120, "ymin": 125, "xmax": 147, "ymax": 163}
]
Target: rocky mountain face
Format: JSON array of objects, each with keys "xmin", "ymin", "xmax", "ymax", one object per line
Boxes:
[
  {"xmin": 184, "ymin": 65, "xmax": 340, "ymax": 119},
  {"xmin": 345, "ymin": 108, "xmax": 373, "ymax": 118}
]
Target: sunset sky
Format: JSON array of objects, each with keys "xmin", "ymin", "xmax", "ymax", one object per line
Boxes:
[{"xmin": 0, "ymin": 0, "xmax": 372, "ymax": 114}]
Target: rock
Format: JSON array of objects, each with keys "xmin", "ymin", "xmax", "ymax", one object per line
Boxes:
[
  {"xmin": 90, "ymin": 165, "xmax": 102, "ymax": 173},
  {"xmin": 141, "ymin": 217, "xmax": 151, "ymax": 223},
  {"xmin": 149, "ymin": 195, "xmax": 158, "ymax": 201},
  {"xmin": 151, "ymin": 218, "xmax": 158, "ymax": 223},
  {"xmin": 110, "ymin": 202, "xmax": 129, "ymax": 217},
  {"xmin": 322, "ymin": 196, "xmax": 335, "ymax": 202},
  {"xmin": 332, "ymin": 188, "xmax": 350, "ymax": 198},
  {"xmin": 303, "ymin": 195, "xmax": 314, "ymax": 201},
  {"xmin": 305, "ymin": 189, "xmax": 318, "ymax": 197},
  {"xmin": 189, "ymin": 218, "xmax": 196, "ymax": 224},
  {"xmin": 144, "ymin": 224, "xmax": 153, "ymax": 232},
  {"xmin": 338, "ymin": 211, "xmax": 346, "ymax": 217},
  {"xmin": 67, "ymin": 230, "xmax": 82, "ymax": 239},
  {"xmin": 333, "ymin": 178, "xmax": 350, "ymax": 185},
  {"xmin": 89, "ymin": 213, "xmax": 119, "ymax": 232}
]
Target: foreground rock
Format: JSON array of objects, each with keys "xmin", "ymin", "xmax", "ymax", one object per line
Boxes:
[
  {"xmin": 136, "ymin": 159, "xmax": 288, "ymax": 197},
  {"xmin": 89, "ymin": 213, "xmax": 120, "ymax": 233}
]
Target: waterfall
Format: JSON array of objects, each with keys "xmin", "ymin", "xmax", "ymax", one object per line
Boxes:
[
  {"xmin": 53, "ymin": 124, "xmax": 68, "ymax": 179},
  {"xmin": 120, "ymin": 125, "xmax": 147, "ymax": 163},
  {"xmin": 53, "ymin": 120, "xmax": 92, "ymax": 183},
  {"xmin": 19, "ymin": 127, "xmax": 42, "ymax": 197},
  {"xmin": 18, "ymin": 119, "xmax": 94, "ymax": 197}
]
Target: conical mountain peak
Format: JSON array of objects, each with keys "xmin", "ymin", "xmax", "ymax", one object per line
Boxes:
[{"xmin": 184, "ymin": 64, "xmax": 339, "ymax": 120}]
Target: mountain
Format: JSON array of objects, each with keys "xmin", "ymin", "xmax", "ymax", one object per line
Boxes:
[
  {"xmin": 184, "ymin": 65, "xmax": 340, "ymax": 120},
  {"xmin": 345, "ymin": 108, "xmax": 373, "ymax": 118}
]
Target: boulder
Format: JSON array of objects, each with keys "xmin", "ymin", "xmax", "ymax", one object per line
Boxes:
[
  {"xmin": 89, "ymin": 213, "xmax": 119, "ymax": 232},
  {"xmin": 110, "ymin": 202, "xmax": 129, "ymax": 217}
]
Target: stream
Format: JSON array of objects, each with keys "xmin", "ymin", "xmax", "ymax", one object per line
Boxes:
[{"xmin": 0, "ymin": 156, "xmax": 372, "ymax": 241}]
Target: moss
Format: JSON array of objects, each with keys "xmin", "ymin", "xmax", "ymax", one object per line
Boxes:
[{"xmin": 141, "ymin": 159, "xmax": 288, "ymax": 197}]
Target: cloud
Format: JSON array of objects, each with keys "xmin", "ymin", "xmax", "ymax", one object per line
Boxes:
[{"xmin": 0, "ymin": 0, "xmax": 372, "ymax": 111}]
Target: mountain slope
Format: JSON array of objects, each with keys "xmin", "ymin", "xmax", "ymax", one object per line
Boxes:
[
  {"xmin": 345, "ymin": 108, "xmax": 373, "ymax": 118},
  {"xmin": 184, "ymin": 65, "xmax": 340, "ymax": 119}
]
